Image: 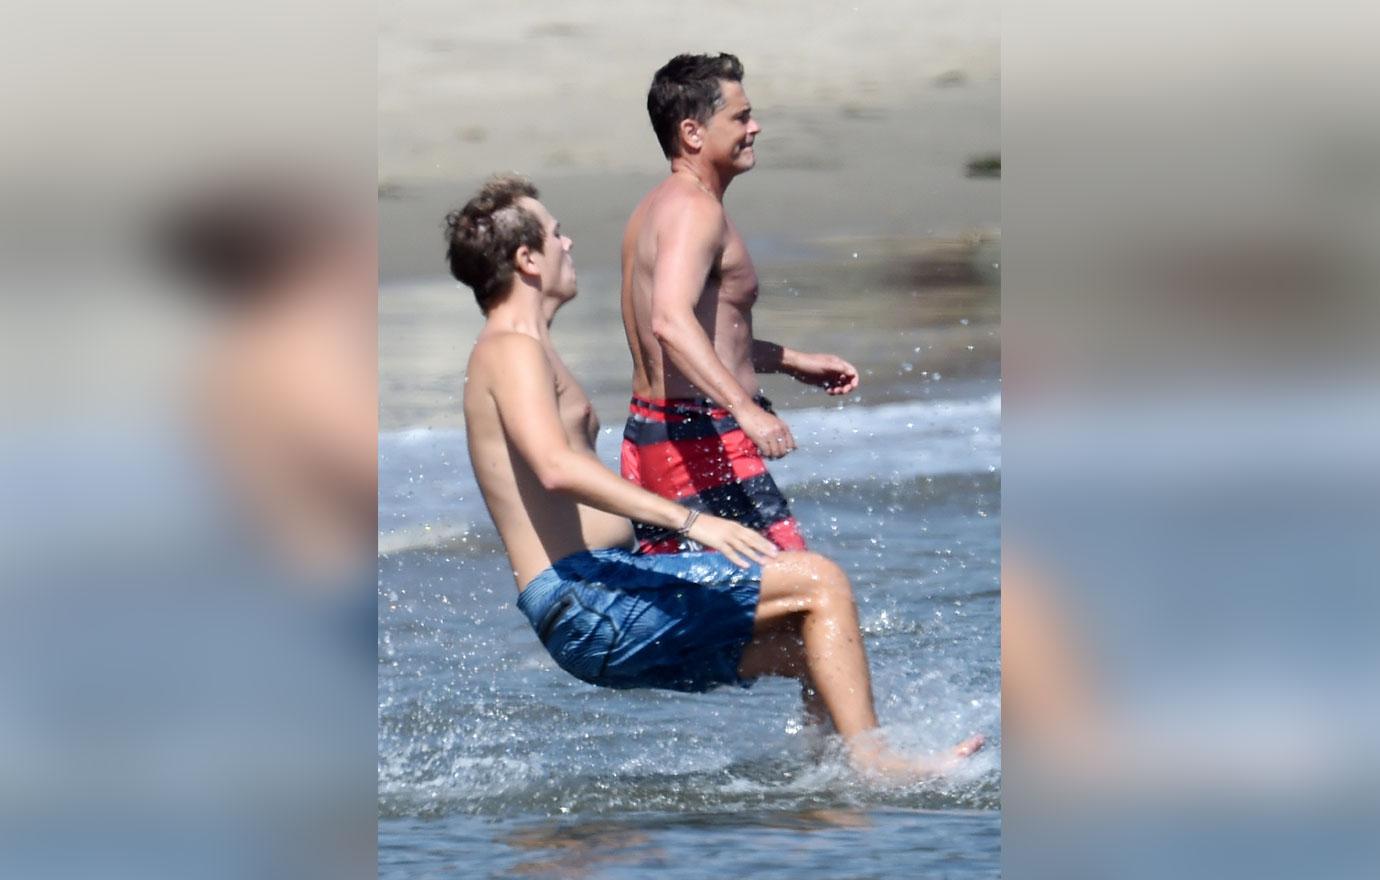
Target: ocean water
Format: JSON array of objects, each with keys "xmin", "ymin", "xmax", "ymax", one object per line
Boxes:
[{"xmin": 379, "ymin": 384, "xmax": 1001, "ymax": 878}]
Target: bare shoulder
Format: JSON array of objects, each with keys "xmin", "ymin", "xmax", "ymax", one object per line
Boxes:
[
  {"xmin": 670, "ymin": 184, "xmax": 724, "ymax": 221},
  {"xmin": 465, "ymin": 331, "xmax": 550, "ymax": 396},
  {"xmin": 653, "ymin": 185, "xmax": 726, "ymax": 244}
]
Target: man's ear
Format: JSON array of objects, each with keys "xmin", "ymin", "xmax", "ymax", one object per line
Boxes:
[
  {"xmin": 513, "ymin": 244, "xmax": 539, "ymax": 276},
  {"xmin": 678, "ymin": 118, "xmax": 702, "ymax": 153}
]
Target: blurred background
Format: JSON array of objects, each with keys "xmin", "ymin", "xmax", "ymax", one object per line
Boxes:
[
  {"xmin": 1003, "ymin": 2, "xmax": 1380, "ymax": 878},
  {"xmin": 1, "ymin": 2, "xmax": 376, "ymax": 878}
]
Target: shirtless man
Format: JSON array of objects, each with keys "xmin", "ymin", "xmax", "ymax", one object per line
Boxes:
[
  {"xmin": 620, "ymin": 53, "xmax": 859, "ymax": 554},
  {"xmin": 447, "ymin": 174, "xmax": 980, "ymax": 778}
]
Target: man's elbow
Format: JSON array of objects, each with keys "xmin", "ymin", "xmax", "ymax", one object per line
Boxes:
[
  {"xmin": 535, "ymin": 450, "xmax": 583, "ymax": 494},
  {"xmin": 650, "ymin": 314, "xmax": 682, "ymax": 349},
  {"xmin": 537, "ymin": 462, "xmax": 573, "ymax": 494}
]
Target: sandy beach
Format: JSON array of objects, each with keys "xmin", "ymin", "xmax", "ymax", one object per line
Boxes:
[
  {"xmin": 379, "ymin": 0, "xmax": 998, "ymax": 182},
  {"xmin": 379, "ymin": 0, "xmax": 999, "ymax": 275}
]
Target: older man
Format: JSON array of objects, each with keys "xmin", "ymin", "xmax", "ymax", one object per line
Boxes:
[{"xmin": 619, "ymin": 53, "xmax": 860, "ymax": 554}]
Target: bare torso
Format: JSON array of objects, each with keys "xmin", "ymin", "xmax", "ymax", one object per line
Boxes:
[
  {"xmin": 621, "ymin": 177, "xmax": 761, "ymax": 400},
  {"xmin": 464, "ymin": 333, "xmax": 635, "ymax": 589}
]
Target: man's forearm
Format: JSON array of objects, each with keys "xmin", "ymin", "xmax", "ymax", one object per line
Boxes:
[
  {"xmin": 544, "ymin": 448, "xmax": 694, "ymax": 532},
  {"xmin": 750, "ymin": 339, "xmax": 801, "ymax": 374}
]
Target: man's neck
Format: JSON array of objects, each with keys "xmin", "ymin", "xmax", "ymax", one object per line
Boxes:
[
  {"xmin": 484, "ymin": 282, "xmax": 552, "ymax": 341},
  {"xmin": 669, "ymin": 158, "xmax": 729, "ymax": 200}
]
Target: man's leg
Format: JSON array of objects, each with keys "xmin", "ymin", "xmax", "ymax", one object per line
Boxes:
[
  {"xmin": 737, "ymin": 551, "xmax": 984, "ymax": 778},
  {"xmin": 735, "ymin": 612, "xmax": 833, "ymax": 741},
  {"xmin": 737, "ymin": 552, "xmax": 877, "ymax": 738}
]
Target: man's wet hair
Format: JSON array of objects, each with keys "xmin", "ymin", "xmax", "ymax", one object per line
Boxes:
[
  {"xmin": 444, "ymin": 174, "xmax": 545, "ymax": 313},
  {"xmin": 647, "ymin": 53, "xmax": 745, "ymax": 159}
]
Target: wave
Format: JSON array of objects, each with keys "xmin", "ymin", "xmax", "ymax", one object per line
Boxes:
[{"xmin": 379, "ymin": 394, "xmax": 1000, "ymax": 557}]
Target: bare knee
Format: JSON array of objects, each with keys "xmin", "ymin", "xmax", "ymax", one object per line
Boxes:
[
  {"xmin": 759, "ymin": 552, "xmax": 857, "ymax": 626},
  {"xmin": 777, "ymin": 551, "xmax": 854, "ymax": 611}
]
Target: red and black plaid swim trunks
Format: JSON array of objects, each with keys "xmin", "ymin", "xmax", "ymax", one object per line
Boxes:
[{"xmin": 620, "ymin": 394, "xmax": 807, "ymax": 554}]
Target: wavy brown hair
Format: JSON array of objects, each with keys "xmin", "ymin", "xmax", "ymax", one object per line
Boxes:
[{"xmin": 444, "ymin": 174, "xmax": 545, "ymax": 312}]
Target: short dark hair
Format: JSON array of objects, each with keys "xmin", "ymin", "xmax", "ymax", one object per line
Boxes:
[
  {"xmin": 647, "ymin": 53, "xmax": 745, "ymax": 159},
  {"xmin": 444, "ymin": 174, "xmax": 546, "ymax": 312}
]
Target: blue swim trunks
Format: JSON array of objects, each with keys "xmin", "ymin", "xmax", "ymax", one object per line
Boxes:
[{"xmin": 516, "ymin": 548, "xmax": 762, "ymax": 693}]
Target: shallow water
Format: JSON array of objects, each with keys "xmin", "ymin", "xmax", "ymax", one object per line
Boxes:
[{"xmin": 379, "ymin": 404, "xmax": 1000, "ymax": 876}]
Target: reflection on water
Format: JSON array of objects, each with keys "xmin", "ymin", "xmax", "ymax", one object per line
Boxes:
[
  {"xmin": 503, "ymin": 820, "xmax": 657, "ymax": 880},
  {"xmin": 501, "ymin": 808, "xmax": 877, "ymax": 879}
]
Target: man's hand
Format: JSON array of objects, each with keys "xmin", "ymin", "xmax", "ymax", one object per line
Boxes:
[
  {"xmin": 736, "ymin": 403, "xmax": 796, "ymax": 460},
  {"xmin": 784, "ymin": 351, "xmax": 860, "ymax": 395},
  {"xmin": 687, "ymin": 514, "xmax": 780, "ymax": 568}
]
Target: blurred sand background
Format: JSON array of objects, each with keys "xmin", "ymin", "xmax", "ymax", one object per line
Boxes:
[{"xmin": 379, "ymin": 0, "xmax": 1000, "ymax": 430}]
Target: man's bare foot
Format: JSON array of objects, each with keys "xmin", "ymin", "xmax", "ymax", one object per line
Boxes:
[{"xmin": 849, "ymin": 733, "xmax": 987, "ymax": 783}]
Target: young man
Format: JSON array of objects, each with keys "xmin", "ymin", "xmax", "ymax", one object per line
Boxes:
[
  {"xmin": 619, "ymin": 53, "xmax": 860, "ymax": 554},
  {"xmin": 448, "ymin": 174, "xmax": 981, "ymax": 778}
]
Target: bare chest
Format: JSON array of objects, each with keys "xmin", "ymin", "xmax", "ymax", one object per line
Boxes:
[
  {"xmin": 550, "ymin": 353, "xmax": 600, "ymax": 449},
  {"xmin": 714, "ymin": 222, "xmax": 759, "ymax": 309}
]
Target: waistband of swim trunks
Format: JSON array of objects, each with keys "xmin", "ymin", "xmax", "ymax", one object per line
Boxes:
[
  {"xmin": 629, "ymin": 394, "xmax": 773, "ymax": 420},
  {"xmin": 517, "ymin": 546, "xmax": 636, "ymax": 616}
]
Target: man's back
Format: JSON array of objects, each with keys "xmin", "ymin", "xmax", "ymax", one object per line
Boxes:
[{"xmin": 621, "ymin": 175, "xmax": 762, "ymax": 401}]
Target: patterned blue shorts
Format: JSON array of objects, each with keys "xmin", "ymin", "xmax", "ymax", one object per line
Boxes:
[{"xmin": 516, "ymin": 548, "xmax": 763, "ymax": 693}]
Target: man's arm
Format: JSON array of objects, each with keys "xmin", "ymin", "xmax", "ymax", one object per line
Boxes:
[
  {"xmin": 752, "ymin": 339, "xmax": 860, "ymax": 396},
  {"xmin": 480, "ymin": 333, "xmax": 777, "ymax": 567},
  {"xmin": 750, "ymin": 339, "xmax": 787, "ymax": 373},
  {"xmin": 650, "ymin": 198, "xmax": 796, "ymax": 458}
]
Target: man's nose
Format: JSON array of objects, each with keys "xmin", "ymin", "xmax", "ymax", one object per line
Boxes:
[{"xmin": 748, "ymin": 118, "xmax": 762, "ymax": 135}]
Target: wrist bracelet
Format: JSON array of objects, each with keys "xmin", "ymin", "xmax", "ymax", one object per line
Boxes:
[{"xmin": 676, "ymin": 508, "xmax": 701, "ymax": 536}]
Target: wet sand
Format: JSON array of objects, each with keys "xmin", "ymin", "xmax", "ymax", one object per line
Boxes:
[
  {"xmin": 379, "ymin": 87, "xmax": 1000, "ymax": 431},
  {"xmin": 379, "ymin": 85, "xmax": 1000, "ymax": 283},
  {"xmin": 379, "ymin": 0, "xmax": 1000, "ymax": 431}
]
